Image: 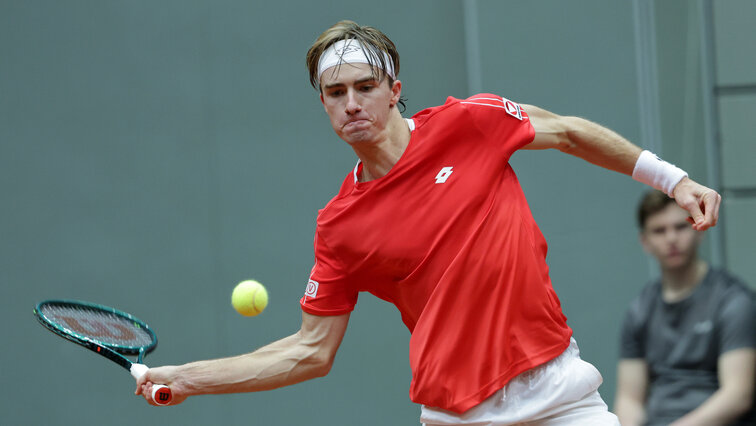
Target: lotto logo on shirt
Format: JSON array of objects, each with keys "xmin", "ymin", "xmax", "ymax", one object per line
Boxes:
[
  {"xmin": 305, "ymin": 280, "xmax": 319, "ymax": 298},
  {"xmin": 435, "ymin": 166, "xmax": 454, "ymax": 184}
]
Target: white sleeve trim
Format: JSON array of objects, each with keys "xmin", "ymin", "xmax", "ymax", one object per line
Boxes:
[{"xmin": 405, "ymin": 118, "xmax": 415, "ymax": 131}]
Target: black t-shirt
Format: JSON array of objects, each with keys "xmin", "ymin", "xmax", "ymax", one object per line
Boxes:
[{"xmin": 620, "ymin": 268, "xmax": 756, "ymax": 425}]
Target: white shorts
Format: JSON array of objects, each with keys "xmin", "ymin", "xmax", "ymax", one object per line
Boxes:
[{"xmin": 420, "ymin": 338, "xmax": 619, "ymax": 426}]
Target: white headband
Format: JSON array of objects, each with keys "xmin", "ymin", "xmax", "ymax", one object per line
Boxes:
[{"xmin": 317, "ymin": 39, "xmax": 395, "ymax": 81}]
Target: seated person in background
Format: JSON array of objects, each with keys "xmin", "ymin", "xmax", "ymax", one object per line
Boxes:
[{"xmin": 614, "ymin": 190, "xmax": 756, "ymax": 425}]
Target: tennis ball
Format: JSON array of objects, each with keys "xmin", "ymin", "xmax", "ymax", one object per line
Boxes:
[{"xmin": 231, "ymin": 279, "xmax": 268, "ymax": 317}]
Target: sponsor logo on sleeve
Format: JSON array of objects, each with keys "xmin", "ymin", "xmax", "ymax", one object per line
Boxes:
[
  {"xmin": 305, "ymin": 280, "xmax": 319, "ymax": 299},
  {"xmin": 502, "ymin": 97, "xmax": 523, "ymax": 120}
]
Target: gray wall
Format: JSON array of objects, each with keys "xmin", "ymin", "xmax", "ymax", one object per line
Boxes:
[
  {"xmin": 655, "ymin": 0, "xmax": 756, "ymax": 283},
  {"xmin": 1, "ymin": 1, "xmax": 750, "ymax": 425},
  {"xmin": 711, "ymin": 0, "xmax": 756, "ymax": 285}
]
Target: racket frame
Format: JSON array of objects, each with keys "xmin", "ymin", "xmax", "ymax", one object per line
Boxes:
[
  {"xmin": 34, "ymin": 299, "xmax": 158, "ymax": 359},
  {"xmin": 34, "ymin": 299, "xmax": 171, "ymax": 404}
]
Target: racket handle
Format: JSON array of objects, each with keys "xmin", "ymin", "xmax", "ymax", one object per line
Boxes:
[
  {"xmin": 151, "ymin": 385, "xmax": 173, "ymax": 405},
  {"xmin": 130, "ymin": 363, "xmax": 173, "ymax": 405}
]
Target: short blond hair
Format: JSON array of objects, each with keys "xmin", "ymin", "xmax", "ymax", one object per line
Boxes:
[{"xmin": 306, "ymin": 20, "xmax": 400, "ymax": 90}]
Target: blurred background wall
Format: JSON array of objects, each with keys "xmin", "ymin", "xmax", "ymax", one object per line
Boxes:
[{"xmin": 1, "ymin": 1, "xmax": 753, "ymax": 424}]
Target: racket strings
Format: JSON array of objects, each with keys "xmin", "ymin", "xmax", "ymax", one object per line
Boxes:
[{"xmin": 39, "ymin": 303, "xmax": 154, "ymax": 348}]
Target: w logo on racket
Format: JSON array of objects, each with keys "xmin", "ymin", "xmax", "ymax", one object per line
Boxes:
[{"xmin": 154, "ymin": 388, "xmax": 172, "ymax": 403}]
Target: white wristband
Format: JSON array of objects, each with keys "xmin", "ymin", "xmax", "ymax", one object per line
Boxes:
[{"xmin": 632, "ymin": 150, "xmax": 688, "ymax": 197}]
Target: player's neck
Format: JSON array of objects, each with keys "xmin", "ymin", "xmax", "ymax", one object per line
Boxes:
[
  {"xmin": 660, "ymin": 259, "xmax": 708, "ymax": 302},
  {"xmin": 353, "ymin": 113, "xmax": 411, "ymax": 182}
]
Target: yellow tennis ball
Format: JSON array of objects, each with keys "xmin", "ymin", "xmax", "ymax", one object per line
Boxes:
[{"xmin": 231, "ymin": 280, "xmax": 268, "ymax": 317}]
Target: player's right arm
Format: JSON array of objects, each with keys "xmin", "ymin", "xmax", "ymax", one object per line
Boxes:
[
  {"xmin": 614, "ymin": 358, "xmax": 649, "ymax": 426},
  {"xmin": 135, "ymin": 311, "xmax": 350, "ymax": 405}
]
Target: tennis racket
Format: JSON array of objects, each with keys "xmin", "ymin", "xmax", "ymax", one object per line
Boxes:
[{"xmin": 33, "ymin": 299, "xmax": 173, "ymax": 405}]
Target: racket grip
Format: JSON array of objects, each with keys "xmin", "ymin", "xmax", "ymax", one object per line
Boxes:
[{"xmin": 130, "ymin": 363, "xmax": 173, "ymax": 405}]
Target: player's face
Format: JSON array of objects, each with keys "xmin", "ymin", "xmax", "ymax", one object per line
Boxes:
[
  {"xmin": 319, "ymin": 63, "xmax": 401, "ymax": 146},
  {"xmin": 641, "ymin": 203, "xmax": 703, "ymax": 271}
]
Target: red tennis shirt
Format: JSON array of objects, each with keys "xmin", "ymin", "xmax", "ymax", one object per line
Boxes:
[{"xmin": 300, "ymin": 94, "xmax": 572, "ymax": 413}]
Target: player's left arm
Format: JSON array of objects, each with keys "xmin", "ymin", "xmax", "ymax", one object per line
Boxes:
[
  {"xmin": 520, "ymin": 104, "xmax": 721, "ymax": 231},
  {"xmin": 668, "ymin": 348, "xmax": 756, "ymax": 426}
]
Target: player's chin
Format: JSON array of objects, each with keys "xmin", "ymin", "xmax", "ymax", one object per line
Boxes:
[
  {"xmin": 342, "ymin": 131, "xmax": 376, "ymax": 146},
  {"xmin": 340, "ymin": 123, "xmax": 375, "ymax": 137}
]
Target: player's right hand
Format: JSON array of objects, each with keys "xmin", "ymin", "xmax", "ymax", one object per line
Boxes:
[{"xmin": 135, "ymin": 365, "xmax": 187, "ymax": 406}]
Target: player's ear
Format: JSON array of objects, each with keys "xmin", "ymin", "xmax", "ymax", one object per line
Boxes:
[
  {"xmin": 390, "ymin": 79, "xmax": 402, "ymax": 108},
  {"xmin": 319, "ymin": 91, "xmax": 325, "ymax": 105}
]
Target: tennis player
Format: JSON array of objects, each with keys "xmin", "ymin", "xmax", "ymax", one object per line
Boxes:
[{"xmin": 137, "ymin": 20, "xmax": 721, "ymax": 425}]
